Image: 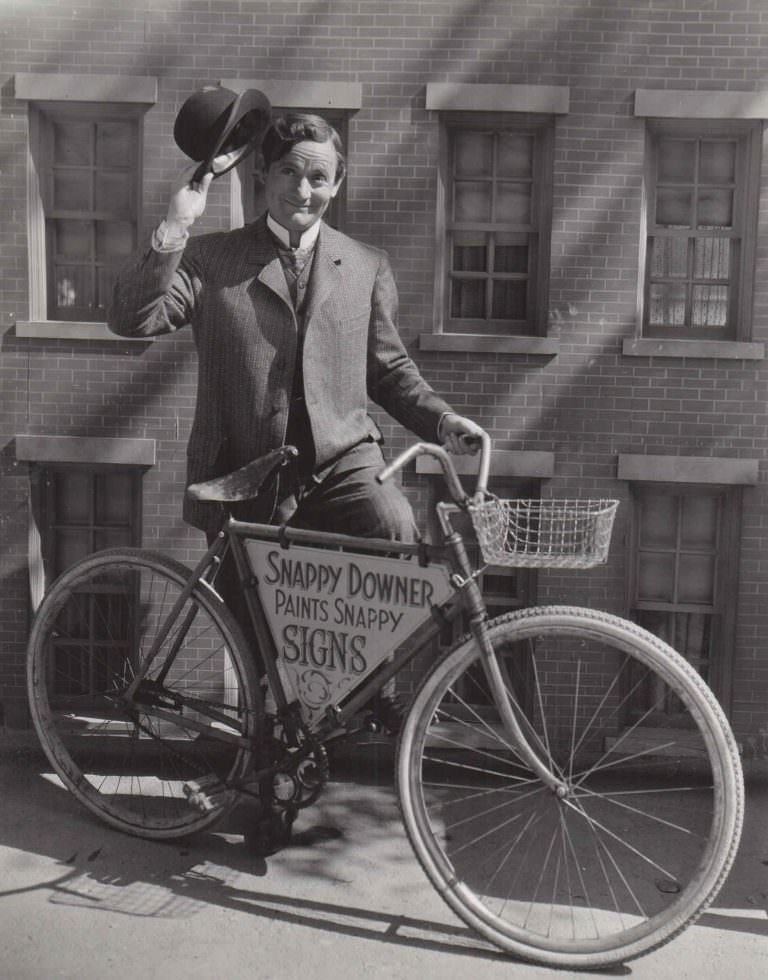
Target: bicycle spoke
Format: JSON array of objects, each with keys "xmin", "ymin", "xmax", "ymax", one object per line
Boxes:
[
  {"xmin": 399, "ymin": 607, "xmax": 742, "ymax": 966},
  {"xmin": 29, "ymin": 551, "xmax": 257, "ymax": 838}
]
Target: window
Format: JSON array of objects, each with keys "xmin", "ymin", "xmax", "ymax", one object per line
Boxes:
[
  {"xmin": 436, "ymin": 113, "xmax": 554, "ymax": 338},
  {"xmin": 35, "ymin": 465, "xmax": 142, "ymax": 702},
  {"xmin": 39, "ymin": 466, "xmax": 142, "ymax": 579},
  {"xmin": 643, "ymin": 120, "xmax": 761, "ymax": 342},
  {"xmin": 35, "ymin": 105, "xmax": 141, "ymax": 322},
  {"xmin": 15, "ymin": 73, "xmax": 155, "ymax": 338},
  {"xmin": 628, "ymin": 485, "xmax": 740, "ymax": 716}
]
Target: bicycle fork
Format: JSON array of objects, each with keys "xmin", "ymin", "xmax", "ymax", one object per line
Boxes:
[{"xmin": 438, "ymin": 504, "xmax": 568, "ymax": 797}]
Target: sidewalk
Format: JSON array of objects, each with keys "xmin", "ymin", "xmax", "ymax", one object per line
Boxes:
[{"xmin": 0, "ymin": 731, "xmax": 766, "ymax": 980}]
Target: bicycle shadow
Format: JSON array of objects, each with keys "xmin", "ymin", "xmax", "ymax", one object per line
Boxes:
[
  {"xmin": 0, "ymin": 738, "xmax": 522, "ymax": 967},
  {"xmin": 3, "ymin": 737, "xmax": 764, "ymax": 964}
]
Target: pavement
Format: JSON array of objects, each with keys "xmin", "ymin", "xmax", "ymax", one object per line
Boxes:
[{"xmin": 0, "ymin": 732, "xmax": 767, "ymax": 980}]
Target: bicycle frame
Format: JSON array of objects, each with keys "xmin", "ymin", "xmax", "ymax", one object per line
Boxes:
[
  {"xmin": 215, "ymin": 518, "xmax": 466, "ymax": 739},
  {"xmin": 125, "ymin": 431, "xmax": 566, "ymax": 791}
]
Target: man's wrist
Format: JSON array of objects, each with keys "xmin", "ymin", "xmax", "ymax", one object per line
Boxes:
[
  {"xmin": 151, "ymin": 219, "xmax": 190, "ymax": 253},
  {"xmin": 437, "ymin": 411, "xmax": 459, "ymax": 442}
]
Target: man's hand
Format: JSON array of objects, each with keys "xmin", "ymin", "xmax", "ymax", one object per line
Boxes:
[
  {"xmin": 165, "ymin": 162, "xmax": 215, "ymax": 233},
  {"xmin": 439, "ymin": 413, "xmax": 486, "ymax": 455}
]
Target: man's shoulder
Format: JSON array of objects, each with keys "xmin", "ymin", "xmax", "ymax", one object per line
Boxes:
[{"xmin": 319, "ymin": 223, "xmax": 386, "ymax": 265}]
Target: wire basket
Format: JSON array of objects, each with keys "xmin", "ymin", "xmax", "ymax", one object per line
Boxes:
[{"xmin": 468, "ymin": 497, "xmax": 619, "ymax": 569}]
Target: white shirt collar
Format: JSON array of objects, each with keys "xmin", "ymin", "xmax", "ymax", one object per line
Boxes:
[{"xmin": 266, "ymin": 214, "xmax": 321, "ymax": 250}]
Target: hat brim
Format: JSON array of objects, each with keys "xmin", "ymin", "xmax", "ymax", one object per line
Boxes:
[{"xmin": 192, "ymin": 89, "xmax": 271, "ymax": 182}]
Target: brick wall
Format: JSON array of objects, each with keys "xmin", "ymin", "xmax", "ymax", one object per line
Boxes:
[{"xmin": 2, "ymin": 0, "xmax": 768, "ymax": 740}]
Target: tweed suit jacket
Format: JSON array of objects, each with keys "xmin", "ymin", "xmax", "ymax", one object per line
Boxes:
[{"xmin": 109, "ymin": 215, "xmax": 453, "ymax": 531}]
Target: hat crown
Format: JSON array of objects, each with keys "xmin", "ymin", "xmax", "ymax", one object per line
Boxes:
[{"xmin": 173, "ymin": 86, "xmax": 239, "ymax": 162}]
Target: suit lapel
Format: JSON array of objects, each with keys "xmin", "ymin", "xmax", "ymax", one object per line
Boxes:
[
  {"xmin": 249, "ymin": 216, "xmax": 292, "ymax": 309},
  {"xmin": 305, "ymin": 224, "xmax": 343, "ymax": 323}
]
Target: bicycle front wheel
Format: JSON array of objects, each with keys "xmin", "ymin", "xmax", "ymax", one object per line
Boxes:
[
  {"xmin": 28, "ymin": 548, "xmax": 262, "ymax": 839},
  {"xmin": 398, "ymin": 605, "xmax": 743, "ymax": 968}
]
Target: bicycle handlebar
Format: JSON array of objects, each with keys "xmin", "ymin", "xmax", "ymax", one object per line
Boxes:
[{"xmin": 376, "ymin": 429, "xmax": 492, "ymax": 505}]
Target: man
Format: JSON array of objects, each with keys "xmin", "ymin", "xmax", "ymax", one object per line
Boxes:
[
  {"xmin": 110, "ymin": 113, "xmax": 483, "ymax": 731},
  {"xmin": 109, "ymin": 112, "xmax": 483, "ymax": 540}
]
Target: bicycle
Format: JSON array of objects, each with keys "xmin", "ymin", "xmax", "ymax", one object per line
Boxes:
[{"xmin": 26, "ymin": 433, "xmax": 744, "ymax": 968}]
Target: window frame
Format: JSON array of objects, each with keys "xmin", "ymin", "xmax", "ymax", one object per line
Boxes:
[
  {"xmin": 14, "ymin": 73, "xmax": 155, "ymax": 342},
  {"xmin": 32, "ymin": 101, "xmax": 143, "ymax": 324},
  {"xmin": 627, "ymin": 481, "xmax": 742, "ymax": 714},
  {"xmin": 640, "ymin": 117, "xmax": 762, "ymax": 344},
  {"xmin": 432, "ymin": 111, "xmax": 555, "ymax": 340},
  {"xmin": 37, "ymin": 463, "xmax": 143, "ymax": 585}
]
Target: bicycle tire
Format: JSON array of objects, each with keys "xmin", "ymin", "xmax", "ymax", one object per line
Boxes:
[
  {"xmin": 397, "ymin": 605, "xmax": 743, "ymax": 968},
  {"xmin": 27, "ymin": 547, "xmax": 262, "ymax": 840}
]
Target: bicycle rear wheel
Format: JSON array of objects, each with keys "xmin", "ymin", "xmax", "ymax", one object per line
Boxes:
[
  {"xmin": 28, "ymin": 548, "xmax": 262, "ymax": 839},
  {"xmin": 398, "ymin": 605, "xmax": 743, "ymax": 968}
]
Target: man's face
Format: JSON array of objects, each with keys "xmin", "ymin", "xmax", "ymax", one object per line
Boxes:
[{"xmin": 263, "ymin": 139, "xmax": 343, "ymax": 237}]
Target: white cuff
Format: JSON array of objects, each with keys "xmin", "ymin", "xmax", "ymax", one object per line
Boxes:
[
  {"xmin": 437, "ymin": 411, "xmax": 458, "ymax": 443},
  {"xmin": 151, "ymin": 220, "xmax": 189, "ymax": 253}
]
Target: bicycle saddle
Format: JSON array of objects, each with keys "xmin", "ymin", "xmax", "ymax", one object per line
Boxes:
[{"xmin": 186, "ymin": 445, "xmax": 299, "ymax": 502}]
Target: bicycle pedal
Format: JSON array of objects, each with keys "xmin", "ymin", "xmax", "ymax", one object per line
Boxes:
[{"xmin": 183, "ymin": 774, "xmax": 228, "ymax": 813}]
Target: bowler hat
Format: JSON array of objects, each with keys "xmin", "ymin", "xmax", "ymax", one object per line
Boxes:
[{"xmin": 173, "ymin": 85, "xmax": 272, "ymax": 181}]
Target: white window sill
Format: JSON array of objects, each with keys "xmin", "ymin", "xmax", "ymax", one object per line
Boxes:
[
  {"xmin": 618, "ymin": 453, "xmax": 758, "ymax": 486},
  {"xmin": 419, "ymin": 333, "xmax": 559, "ymax": 355},
  {"xmin": 16, "ymin": 321, "xmax": 152, "ymax": 343},
  {"xmin": 16, "ymin": 434, "xmax": 156, "ymax": 466},
  {"xmin": 623, "ymin": 337, "xmax": 764, "ymax": 360}
]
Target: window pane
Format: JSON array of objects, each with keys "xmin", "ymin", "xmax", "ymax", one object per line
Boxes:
[
  {"xmin": 95, "ymin": 172, "xmax": 132, "ymax": 214},
  {"xmin": 657, "ymin": 139, "xmax": 696, "ymax": 182},
  {"xmin": 53, "ymin": 171, "xmax": 92, "ymax": 211},
  {"xmin": 94, "ymin": 529, "xmax": 133, "ymax": 551},
  {"xmin": 691, "ymin": 285, "xmax": 728, "ymax": 327},
  {"xmin": 492, "ymin": 280, "xmax": 526, "ymax": 319},
  {"xmin": 681, "ymin": 496, "xmax": 718, "ymax": 549},
  {"xmin": 97, "ymin": 121, "xmax": 134, "ymax": 168},
  {"xmin": 639, "ymin": 494, "xmax": 677, "ymax": 549},
  {"xmin": 454, "ymin": 132, "xmax": 493, "ymax": 176},
  {"xmin": 697, "ymin": 188, "xmax": 733, "ymax": 228},
  {"xmin": 676, "ymin": 614, "xmax": 712, "ymax": 681},
  {"xmin": 54, "ymin": 472, "xmax": 91, "ymax": 524},
  {"xmin": 451, "ymin": 279, "xmax": 485, "ymax": 318},
  {"xmin": 694, "ymin": 237, "xmax": 730, "ymax": 280},
  {"xmin": 700, "ymin": 140, "xmax": 736, "ymax": 183},
  {"xmin": 56, "ymin": 598, "xmax": 90, "ymax": 641},
  {"xmin": 452, "ymin": 233, "xmax": 487, "ymax": 272},
  {"xmin": 96, "ymin": 221, "xmax": 134, "ymax": 259},
  {"xmin": 454, "ymin": 181, "xmax": 492, "ymax": 221},
  {"xmin": 496, "ymin": 133, "xmax": 533, "ymax": 177},
  {"xmin": 678, "ymin": 555, "xmax": 715, "ymax": 605},
  {"xmin": 55, "ymin": 529, "xmax": 92, "ymax": 571},
  {"xmin": 54, "ymin": 122, "xmax": 92, "ymax": 166},
  {"xmin": 495, "ymin": 182, "xmax": 531, "ymax": 224},
  {"xmin": 95, "ymin": 472, "xmax": 132, "ymax": 525},
  {"xmin": 55, "ymin": 266, "xmax": 93, "ymax": 310},
  {"xmin": 649, "ymin": 283, "xmax": 686, "ymax": 325},
  {"xmin": 55, "ymin": 220, "xmax": 92, "ymax": 259},
  {"xmin": 650, "ymin": 237, "xmax": 689, "ymax": 279},
  {"xmin": 494, "ymin": 237, "xmax": 528, "ymax": 273},
  {"xmin": 638, "ymin": 553, "xmax": 675, "ymax": 602},
  {"xmin": 97, "ymin": 266, "xmax": 117, "ymax": 310},
  {"xmin": 656, "ymin": 187, "xmax": 692, "ymax": 227},
  {"xmin": 53, "ymin": 646, "xmax": 90, "ymax": 696}
]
